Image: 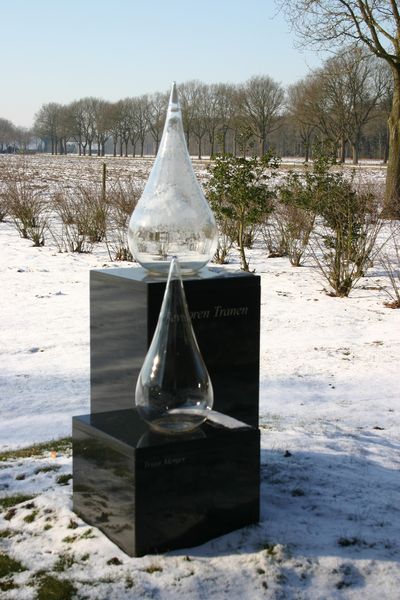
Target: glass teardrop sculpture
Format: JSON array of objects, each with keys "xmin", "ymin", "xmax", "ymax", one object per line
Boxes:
[
  {"xmin": 135, "ymin": 257, "xmax": 214, "ymax": 433},
  {"xmin": 128, "ymin": 82, "xmax": 218, "ymax": 275}
]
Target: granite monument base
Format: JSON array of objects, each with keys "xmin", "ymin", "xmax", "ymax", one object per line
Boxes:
[
  {"xmin": 90, "ymin": 267, "xmax": 260, "ymax": 427},
  {"xmin": 73, "ymin": 409, "xmax": 260, "ymax": 557}
]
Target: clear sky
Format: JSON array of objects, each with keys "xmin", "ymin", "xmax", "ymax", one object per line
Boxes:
[{"xmin": 1, "ymin": 0, "xmax": 325, "ymax": 128}]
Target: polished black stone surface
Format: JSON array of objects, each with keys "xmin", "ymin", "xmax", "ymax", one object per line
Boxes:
[
  {"xmin": 90, "ymin": 267, "xmax": 260, "ymax": 426},
  {"xmin": 73, "ymin": 409, "xmax": 260, "ymax": 557}
]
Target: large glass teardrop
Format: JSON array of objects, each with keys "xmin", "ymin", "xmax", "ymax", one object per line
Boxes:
[
  {"xmin": 135, "ymin": 258, "xmax": 214, "ymax": 433},
  {"xmin": 127, "ymin": 82, "xmax": 218, "ymax": 275}
]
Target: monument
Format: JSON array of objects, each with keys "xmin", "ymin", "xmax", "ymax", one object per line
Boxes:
[{"xmin": 72, "ymin": 83, "xmax": 261, "ymax": 556}]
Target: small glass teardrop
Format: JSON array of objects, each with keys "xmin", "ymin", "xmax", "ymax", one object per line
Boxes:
[{"xmin": 135, "ymin": 257, "xmax": 214, "ymax": 433}]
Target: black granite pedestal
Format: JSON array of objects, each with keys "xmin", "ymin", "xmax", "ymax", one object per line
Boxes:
[
  {"xmin": 73, "ymin": 409, "xmax": 260, "ymax": 557},
  {"xmin": 90, "ymin": 267, "xmax": 260, "ymax": 427}
]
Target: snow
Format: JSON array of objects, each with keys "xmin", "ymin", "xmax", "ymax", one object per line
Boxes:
[{"xmin": 0, "ymin": 155, "xmax": 400, "ymax": 599}]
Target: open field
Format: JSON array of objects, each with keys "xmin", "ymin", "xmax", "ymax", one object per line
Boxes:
[{"xmin": 0, "ymin": 155, "xmax": 399, "ymax": 599}]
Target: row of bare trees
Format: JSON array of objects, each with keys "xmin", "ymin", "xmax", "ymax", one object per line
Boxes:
[
  {"xmin": 31, "ymin": 76, "xmax": 285, "ymax": 160},
  {"xmin": 288, "ymin": 47, "xmax": 391, "ymax": 164},
  {"xmin": 0, "ymin": 118, "xmax": 32, "ymax": 153},
  {"xmin": 278, "ymin": 0, "xmax": 400, "ymax": 217},
  {"xmin": 3, "ymin": 46, "xmax": 383, "ymax": 163}
]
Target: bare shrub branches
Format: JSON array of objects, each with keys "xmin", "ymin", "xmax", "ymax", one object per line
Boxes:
[
  {"xmin": 310, "ymin": 179, "xmax": 383, "ymax": 296},
  {"xmin": 105, "ymin": 179, "xmax": 142, "ymax": 261},
  {"xmin": 378, "ymin": 223, "xmax": 400, "ymax": 308},
  {"xmin": 3, "ymin": 178, "xmax": 48, "ymax": 246},
  {"xmin": 50, "ymin": 191, "xmax": 94, "ymax": 253}
]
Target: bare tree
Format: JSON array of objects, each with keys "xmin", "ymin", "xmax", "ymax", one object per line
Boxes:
[
  {"xmin": 213, "ymin": 83, "xmax": 238, "ymax": 154},
  {"xmin": 134, "ymin": 95, "xmax": 149, "ymax": 157},
  {"xmin": 34, "ymin": 103, "xmax": 64, "ymax": 154},
  {"xmin": 299, "ymin": 48, "xmax": 384, "ymax": 162},
  {"xmin": 107, "ymin": 101, "xmax": 123, "ymax": 157},
  {"xmin": 56, "ymin": 105, "xmax": 75, "ymax": 155},
  {"xmin": 278, "ymin": 0, "xmax": 400, "ymax": 213},
  {"xmin": 203, "ymin": 84, "xmax": 220, "ymax": 157},
  {"xmin": 287, "ymin": 77, "xmax": 317, "ymax": 162},
  {"xmin": 0, "ymin": 118, "xmax": 16, "ymax": 152},
  {"xmin": 315, "ymin": 47, "xmax": 386, "ymax": 163},
  {"xmin": 93, "ymin": 100, "xmax": 112, "ymax": 156},
  {"xmin": 79, "ymin": 98, "xmax": 98, "ymax": 156},
  {"xmin": 69, "ymin": 98, "xmax": 98, "ymax": 156},
  {"xmin": 13, "ymin": 127, "xmax": 33, "ymax": 153},
  {"xmin": 119, "ymin": 99, "xmax": 132, "ymax": 157},
  {"xmin": 69, "ymin": 100, "xmax": 86, "ymax": 155},
  {"xmin": 376, "ymin": 64, "xmax": 394, "ymax": 162},
  {"xmin": 191, "ymin": 84, "xmax": 209, "ymax": 159},
  {"xmin": 179, "ymin": 80, "xmax": 202, "ymax": 150},
  {"xmin": 146, "ymin": 92, "xmax": 168, "ymax": 155},
  {"xmin": 344, "ymin": 48, "xmax": 386, "ymax": 163},
  {"xmin": 241, "ymin": 75, "xmax": 285, "ymax": 156},
  {"xmin": 302, "ymin": 67, "xmax": 350, "ymax": 161}
]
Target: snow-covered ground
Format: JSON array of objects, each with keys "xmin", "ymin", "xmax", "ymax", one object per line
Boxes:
[{"xmin": 0, "ymin": 155, "xmax": 399, "ymax": 599}]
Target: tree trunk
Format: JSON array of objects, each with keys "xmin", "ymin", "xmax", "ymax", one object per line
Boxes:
[
  {"xmin": 352, "ymin": 142, "xmax": 359, "ymax": 165},
  {"xmin": 260, "ymin": 128, "xmax": 268, "ymax": 157},
  {"xmin": 304, "ymin": 142, "xmax": 310, "ymax": 163},
  {"xmin": 385, "ymin": 68, "xmax": 400, "ymax": 216},
  {"xmin": 383, "ymin": 127, "xmax": 389, "ymax": 164},
  {"xmin": 238, "ymin": 219, "xmax": 249, "ymax": 271},
  {"xmin": 222, "ymin": 129, "xmax": 227, "ymax": 154},
  {"xmin": 339, "ymin": 138, "xmax": 346, "ymax": 164}
]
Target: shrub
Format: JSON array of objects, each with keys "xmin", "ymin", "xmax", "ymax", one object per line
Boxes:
[
  {"xmin": 0, "ymin": 191, "xmax": 7, "ymax": 222},
  {"xmin": 379, "ymin": 223, "xmax": 400, "ymax": 308},
  {"xmin": 260, "ymin": 211, "xmax": 289, "ymax": 258},
  {"xmin": 206, "ymin": 153, "xmax": 278, "ymax": 271},
  {"xmin": 105, "ymin": 178, "xmax": 142, "ymax": 261},
  {"xmin": 0, "ymin": 161, "xmax": 8, "ymax": 221},
  {"xmin": 49, "ymin": 184, "xmax": 109, "ymax": 253},
  {"xmin": 76, "ymin": 184, "xmax": 109, "ymax": 243},
  {"xmin": 49, "ymin": 191, "xmax": 93, "ymax": 253},
  {"xmin": 0, "ymin": 158, "xmax": 49, "ymax": 245},
  {"xmin": 275, "ymin": 170, "xmax": 318, "ymax": 266},
  {"xmin": 311, "ymin": 178, "xmax": 383, "ymax": 297},
  {"xmin": 4, "ymin": 178, "xmax": 47, "ymax": 246},
  {"xmin": 274, "ymin": 148, "xmax": 383, "ymax": 296}
]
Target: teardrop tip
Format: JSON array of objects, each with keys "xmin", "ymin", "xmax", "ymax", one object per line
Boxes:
[
  {"xmin": 170, "ymin": 81, "xmax": 179, "ymax": 105},
  {"xmin": 168, "ymin": 256, "xmax": 182, "ymax": 280}
]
